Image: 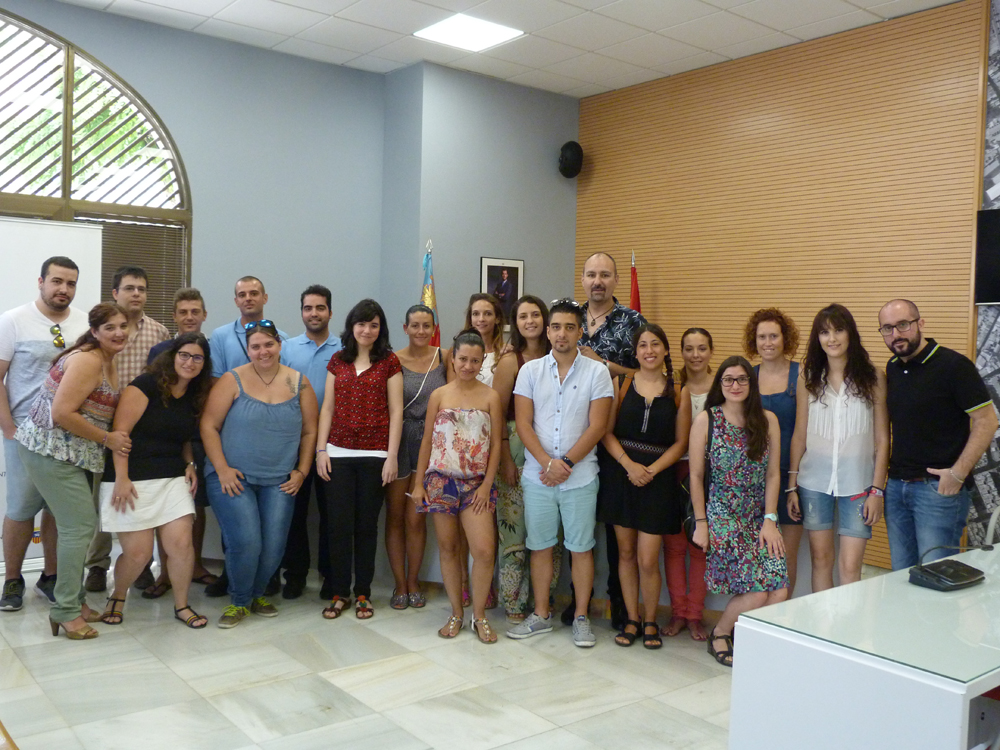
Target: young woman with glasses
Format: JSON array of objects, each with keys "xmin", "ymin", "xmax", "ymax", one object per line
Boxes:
[
  {"xmin": 98, "ymin": 332, "xmax": 214, "ymax": 629},
  {"xmin": 787, "ymin": 304, "xmax": 888, "ymax": 590},
  {"xmin": 201, "ymin": 321, "xmax": 319, "ymax": 628},
  {"xmin": 689, "ymin": 356, "xmax": 788, "ymax": 667}
]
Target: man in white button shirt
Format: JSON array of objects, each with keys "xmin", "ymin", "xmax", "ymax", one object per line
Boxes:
[{"xmin": 508, "ymin": 299, "xmax": 613, "ymax": 647}]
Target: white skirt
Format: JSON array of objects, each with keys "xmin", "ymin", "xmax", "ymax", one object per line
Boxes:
[{"xmin": 100, "ymin": 476, "xmax": 195, "ymax": 533}]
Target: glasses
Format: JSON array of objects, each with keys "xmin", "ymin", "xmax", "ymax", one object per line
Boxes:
[
  {"xmin": 176, "ymin": 352, "xmax": 205, "ymax": 364},
  {"xmin": 244, "ymin": 319, "xmax": 276, "ymax": 332},
  {"xmin": 721, "ymin": 376, "xmax": 749, "ymax": 387},
  {"xmin": 49, "ymin": 324, "xmax": 64, "ymax": 349},
  {"xmin": 549, "ymin": 298, "xmax": 581, "ymax": 308},
  {"xmin": 878, "ymin": 319, "xmax": 918, "ymax": 337}
]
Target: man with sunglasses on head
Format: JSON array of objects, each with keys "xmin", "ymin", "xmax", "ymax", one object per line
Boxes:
[
  {"xmin": 85, "ymin": 265, "xmax": 171, "ymax": 593},
  {"xmin": 0, "ymin": 257, "xmax": 89, "ymax": 611},
  {"xmin": 878, "ymin": 299, "xmax": 998, "ymax": 569},
  {"xmin": 209, "ymin": 276, "xmax": 289, "ymax": 378}
]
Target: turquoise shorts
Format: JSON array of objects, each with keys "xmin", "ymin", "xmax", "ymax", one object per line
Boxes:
[{"xmin": 522, "ymin": 478, "xmax": 598, "ymax": 553}]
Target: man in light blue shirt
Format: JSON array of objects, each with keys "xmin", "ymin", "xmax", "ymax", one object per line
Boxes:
[
  {"xmin": 209, "ymin": 276, "xmax": 289, "ymax": 377},
  {"xmin": 276, "ymin": 285, "xmax": 341, "ymax": 599},
  {"xmin": 509, "ymin": 299, "xmax": 612, "ymax": 647}
]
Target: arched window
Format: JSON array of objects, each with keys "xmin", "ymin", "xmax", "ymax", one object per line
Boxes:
[{"xmin": 0, "ymin": 9, "xmax": 191, "ymax": 325}]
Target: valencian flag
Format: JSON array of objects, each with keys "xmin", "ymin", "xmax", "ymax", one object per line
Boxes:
[
  {"xmin": 630, "ymin": 250, "xmax": 641, "ymax": 313},
  {"xmin": 421, "ymin": 241, "xmax": 441, "ymax": 346}
]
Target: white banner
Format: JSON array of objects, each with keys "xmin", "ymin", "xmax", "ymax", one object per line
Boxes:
[{"xmin": 0, "ymin": 217, "xmax": 103, "ymax": 560}]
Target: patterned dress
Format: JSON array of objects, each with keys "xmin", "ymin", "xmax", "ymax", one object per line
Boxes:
[
  {"xmin": 704, "ymin": 407, "xmax": 789, "ymax": 595},
  {"xmin": 419, "ymin": 408, "xmax": 498, "ymax": 515}
]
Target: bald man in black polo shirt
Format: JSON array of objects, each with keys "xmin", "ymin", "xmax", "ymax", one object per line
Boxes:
[{"xmin": 878, "ymin": 299, "xmax": 997, "ymax": 569}]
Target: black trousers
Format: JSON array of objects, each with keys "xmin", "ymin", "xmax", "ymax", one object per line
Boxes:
[
  {"xmin": 605, "ymin": 522, "xmax": 623, "ymax": 603},
  {"xmin": 280, "ymin": 465, "xmax": 330, "ymax": 583},
  {"xmin": 323, "ymin": 456, "xmax": 384, "ymax": 599}
]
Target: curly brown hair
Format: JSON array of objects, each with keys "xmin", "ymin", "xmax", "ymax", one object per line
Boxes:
[
  {"xmin": 148, "ymin": 332, "xmax": 213, "ymax": 414},
  {"xmin": 743, "ymin": 308, "xmax": 799, "ymax": 359}
]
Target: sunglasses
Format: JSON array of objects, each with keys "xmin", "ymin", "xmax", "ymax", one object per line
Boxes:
[
  {"xmin": 244, "ymin": 319, "xmax": 276, "ymax": 332},
  {"xmin": 549, "ymin": 298, "xmax": 582, "ymax": 308},
  {"xmin": 50, "ymin": 324, "xmax": 65, "ymax": 349}
]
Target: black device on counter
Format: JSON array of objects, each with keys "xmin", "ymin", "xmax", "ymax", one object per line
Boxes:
[{"xmin": 908, "ymin": 544, "xmax": 994, "ymax": 591}]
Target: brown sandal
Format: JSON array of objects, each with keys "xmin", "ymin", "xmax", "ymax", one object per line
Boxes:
[
  {"xmin": 471, "ymin": 617, "xmax": 497, "ymax": 644},
  {"xmin": 438, "ymin": 615, "xmax": 463, "ymax": 638},
  {"xmin": 322, "ymin": 595, "xmax": 350, "ymax": 619},
  {"xmin": 355, "ymin": 595, "xmax": 373, "ymax": 619}
]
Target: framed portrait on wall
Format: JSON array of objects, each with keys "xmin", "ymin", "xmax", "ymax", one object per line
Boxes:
[{"xmin": 481, "ymin": 257, "xmax": 524, "ymax": 330}]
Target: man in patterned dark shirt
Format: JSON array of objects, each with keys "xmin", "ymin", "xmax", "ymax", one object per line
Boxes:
[{"xmin": 562, "ymin": 252, "xmax": 647, "ymax": 630}]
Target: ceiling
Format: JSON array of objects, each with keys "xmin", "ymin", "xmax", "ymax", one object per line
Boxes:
[{"xmin": 54, "ymin": 0, "xmax": 957, "ymax": 98}]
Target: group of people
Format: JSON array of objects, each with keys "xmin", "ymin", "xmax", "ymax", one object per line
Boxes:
[{"xmin": 1, "ymin": 253, "xmax": 994, "ymax": 668}]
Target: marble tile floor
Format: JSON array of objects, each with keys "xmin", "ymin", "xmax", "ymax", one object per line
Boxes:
[{"xmin": 0, "ymin": 573, "xmax": 733, "ymax": 750}]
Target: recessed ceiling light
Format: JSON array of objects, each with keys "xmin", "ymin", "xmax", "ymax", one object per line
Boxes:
[{"xmin": 414, "ymin": 14, "xmax": 523, "ymax": 53}]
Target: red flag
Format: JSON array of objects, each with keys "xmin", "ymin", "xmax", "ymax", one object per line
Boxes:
[
  {"xmin": 421, "ymin": 242, "xmax": 441, "ymax": 346},
  {"xmin": 630, "ymin": 250, "xmax": 641, "ymax": 313}
]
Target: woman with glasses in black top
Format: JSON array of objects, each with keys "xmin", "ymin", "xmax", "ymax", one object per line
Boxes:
[{"xmin": 201, "ymin": 321, "xmax": 319, "ymax": 629}]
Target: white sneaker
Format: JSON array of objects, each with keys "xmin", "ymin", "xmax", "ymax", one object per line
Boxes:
[{"xmin": 506, "ymin": 612, "xmax": 553, "ymax": 639}]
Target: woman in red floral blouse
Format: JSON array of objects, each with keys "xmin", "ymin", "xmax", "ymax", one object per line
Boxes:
[{"xmin": 317, "ymin": 299, "xmax": 403, "ymax": 620}]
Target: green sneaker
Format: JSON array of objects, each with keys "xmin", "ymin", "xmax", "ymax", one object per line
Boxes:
[
  {"xmin": 250, "ymin": 597, "xmax": 278, "ymax": 617},
  {"xmin": 217, "ymin": 604, "xmax": 250, "ymax": 629}
]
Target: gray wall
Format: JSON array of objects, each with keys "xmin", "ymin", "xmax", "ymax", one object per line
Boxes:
[
  {"xmin": 416, "ymin": 63, "xmax": 578, "ymax": 341},
  {"xmin": 2, "ymin": 0, "xmax": 385, "ymax": 335}
]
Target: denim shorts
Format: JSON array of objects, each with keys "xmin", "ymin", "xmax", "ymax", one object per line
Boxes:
[
  {"xmin": 798, "ymin": 486, "xmax": 872, "ymax": 539},
  {"xmin": 522, "ymin": 478, "xmax": 598, "ymax": 553},
  {"xmin": 3, "ymin": 437, "xmax": 48, "ymax": 521}
]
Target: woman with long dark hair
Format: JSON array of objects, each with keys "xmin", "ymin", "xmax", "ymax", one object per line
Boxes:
[
  {"xmin": 743, "ymin": 308, "xmax": 805, "ymax": 593},
  {"xmin": 15, "ymin": 302, "xmax": 130, "ymax": 639},
  {"xmin": 690, "ymin": 356, "xmax": 788, "ymax": 667},
  {"xmin": 99, "ymin": 332, "xmax": 214, "ymax": 628},
  {"xmin": 599, "ymin": 324, "xmax": 690, "ymax": 648},
  {"xmin": 788, "ymin": 304, "xmax": 888, "ymax": 590},
  {"xmin": 662, "ymin": 327, "xmax": 713, "ymax": 641},
  {"xmin": 317, "ymin": 299, "xmax": 403, "ymax": 620},
  {"xmin": 492, "ymin": 295, "xmax": 561, "ymax": 621}
]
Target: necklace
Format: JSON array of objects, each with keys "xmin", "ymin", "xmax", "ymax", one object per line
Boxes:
[
  {"xmin": 589, "ymin": 307, "xmax": 611, "ymax": 327},
  {"xmin": 251, "ymin": 364, "xmax": 278, "ymax": 387}
]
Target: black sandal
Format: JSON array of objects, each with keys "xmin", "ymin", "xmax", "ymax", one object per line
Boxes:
[
  {"xmin": 614, "ymin": 619, "xmax": 640, "ymax": 647},
  {"xmin": 100, "ymin": 597, "xmax": 125, "ymax": 625},
  {"xmin": 174, "ymin": 606, "xmax": 208, "ymax": 629},
  {"xmin": 642, "ymin": 621, "xmax": 662, "ymax": 649},
  {"xmin": 707, "ymin": 629, "xmax": 734, "ymax": 667}
]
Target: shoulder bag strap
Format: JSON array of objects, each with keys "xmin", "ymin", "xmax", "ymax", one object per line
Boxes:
[{"xmin": 614, "ymin": 373, "xmax": 634, "ymax": 423}]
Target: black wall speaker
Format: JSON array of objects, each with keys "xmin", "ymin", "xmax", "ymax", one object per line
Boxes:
[
  {"xmin": 559, "ymin": 141, "xmax": 583, "ymax": 178},
  {"xmin": 977, "ymin": 210, "xmax": 1000, "ymax": 304}
]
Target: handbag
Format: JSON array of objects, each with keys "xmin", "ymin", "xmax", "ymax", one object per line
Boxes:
[{"xmin": 682, "ymin": 407, "xmax": 712, "ymax": 551}]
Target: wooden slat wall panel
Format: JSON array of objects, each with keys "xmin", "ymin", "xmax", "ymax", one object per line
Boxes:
[{"xmin": 576, "ymin": 0, "xmax": 989, "ymax": 568}]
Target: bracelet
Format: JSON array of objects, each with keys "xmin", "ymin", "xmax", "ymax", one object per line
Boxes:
[
  {"xmin": 868, "ymin": 486, "xmax": 884, "ymax": 497},
  {"xmin": 949, "ymin": 468, "xmax": 966, "ymax": 484},
  {"xmin": 291, "ymin": 468, "xmax": 303, "ymax": 476},
  {"xmin": 785, "ymin": 486, "xmax": 798, "ymax": 493},
  {"xmin": 187, "ymin": 461, "xmax": 196, "ymax": 468},
  {"xmin": 102, "ymin": 432, "xmax": 109, "ymax": 446},
  {"xmin": 602, "ymin": 357, "xmax": 609, "ymax": 367},
  {"xmin": 788, "ymin": 470, "xmax": 799, "ymax": 475},
  {"xmin": 695, "ymin": 518, "xmax": 707, "ymax": 523},
  {"xmin": 316, "ymin": 449, "xmax": 327, "ymax": 455},
  {"xmin": 617, "ymin": 451, "xmax": 626, "ymax": 463},
  {"xmin": 546, "ymin": 459, "xmax": 553, "ymax": 473}
]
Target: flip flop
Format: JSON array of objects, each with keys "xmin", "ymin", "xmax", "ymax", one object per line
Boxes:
[
  {"xmin": 191, "ymin": 573, "xmax": 218, "ymax": 585},
  {"xmin": 141, "ymin": 581, "xmax": 172, "ymax": 599}
]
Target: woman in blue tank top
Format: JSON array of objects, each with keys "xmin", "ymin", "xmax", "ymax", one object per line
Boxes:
[
  {"xmin": 745, "ymin": 308, "xmax": 805, "ymax": 595},
  {"xmin": 201, "ymin": 322, "xmax": 318, "ymax": 629}
]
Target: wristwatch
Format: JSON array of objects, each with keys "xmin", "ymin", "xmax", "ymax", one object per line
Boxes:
[
  {"xmin": 763, "ymin": 513, "xmax": 779, "ymax": 523},
  {"xmin": 560, "ymin": 455, "xmax": 575, "ymax": 468}
]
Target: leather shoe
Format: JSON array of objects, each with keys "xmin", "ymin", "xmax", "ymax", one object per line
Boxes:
[
  {"xmin": 205, "ymin": 569, "xmax": 229, "ymax": 598},
  {"xmin": 133, "ymin": 562, "xmax": 155, "ymax": 591},
  {"xmin": 282, "ymin": 579, "xmax": 304, "ymax": 600},
  {"xmin": 84, "ymin": 567, "xmax": 106, "ymax": 593},
  {"xmin": 265, "ymin": 571, "xmax": 281, "ymax": 597}
]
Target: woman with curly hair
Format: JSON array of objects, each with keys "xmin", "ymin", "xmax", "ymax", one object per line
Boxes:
[
  {"xmin": 99, "ymin": 332, "xmax": 214, "ymax": 628},
  {"xmin": 464, "ymin": 293, "xmax": 505, "ymax": 387},
  {"xmin": 788, "ymin": 304, "xmax": 888, "ymax": 590},
  {"xmin": 690, "ymin": 356, "xmax": 788, "ymax": 667},
  {"xmin": 743, "ymin": 307, "xmax": 804, "ymax": 593}
]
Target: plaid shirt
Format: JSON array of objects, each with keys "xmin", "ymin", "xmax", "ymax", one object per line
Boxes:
[
  {"xmin": 580, "ymin": 297, "xmax": 646, "ymax": 370},
  {"xmin": 115, "ymin": 314, "xmax": 170, "ymax": 388}
]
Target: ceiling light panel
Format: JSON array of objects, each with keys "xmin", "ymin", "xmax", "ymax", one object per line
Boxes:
[{"xmin": 414, "ymin": 14, "xmax": 524, "ymax": 52}]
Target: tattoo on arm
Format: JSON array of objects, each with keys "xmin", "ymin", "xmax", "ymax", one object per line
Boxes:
[{"xmin": 286, "ymin": 375, "xmax": 299, "ymax": 394}]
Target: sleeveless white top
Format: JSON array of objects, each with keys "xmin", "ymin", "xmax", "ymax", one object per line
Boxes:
[
  {"xmin": 477, "ymin": 351, "xmax": 496, "ymax": 387},
  {"xmin": 798, "ymin": 382, "xmax": 875, "ymax": 496}
]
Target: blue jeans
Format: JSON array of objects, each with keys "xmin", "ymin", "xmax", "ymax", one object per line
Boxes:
[
  {"xmin": 206, "ymin": 474, "xmax": 295, "ymax": 607},
  {"xmin": 884, "ymin": 478, "xmax": 970, "ymax": 570}
]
